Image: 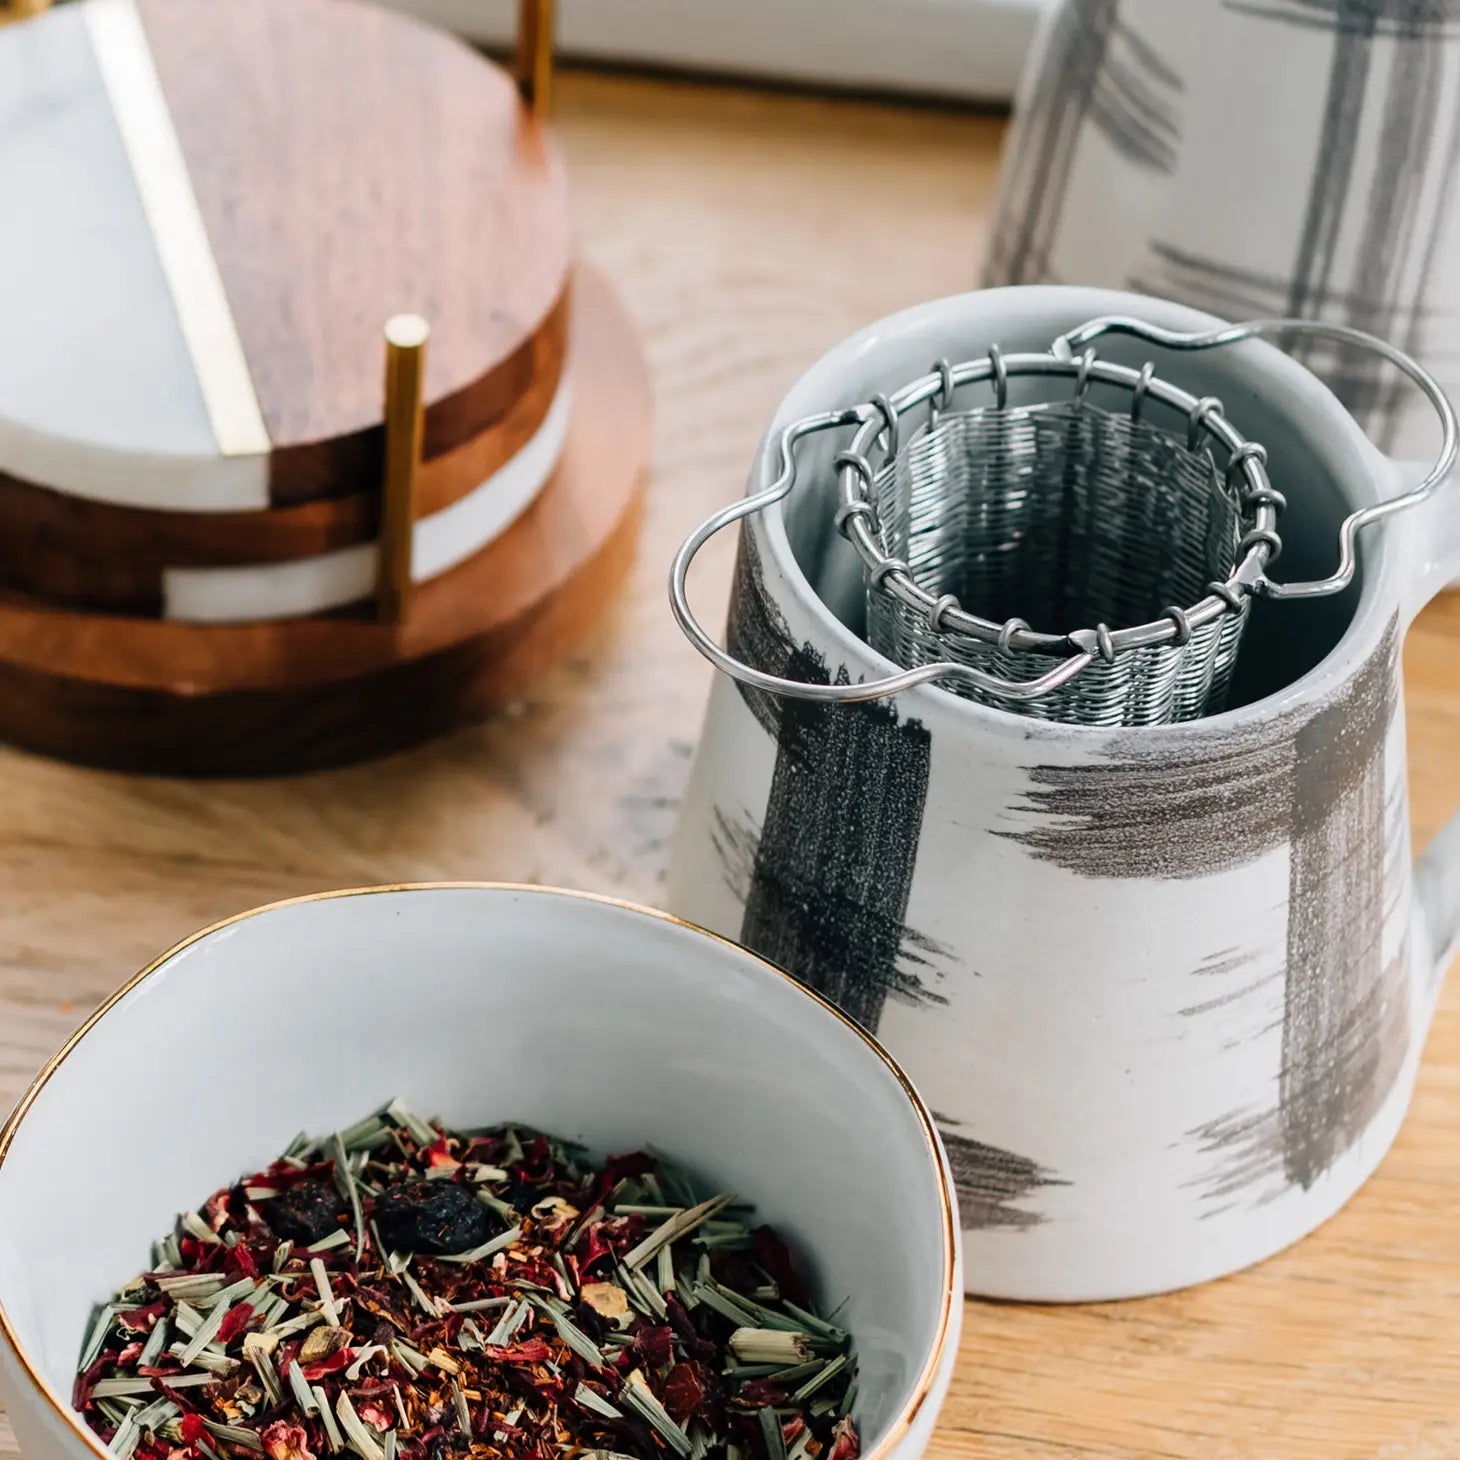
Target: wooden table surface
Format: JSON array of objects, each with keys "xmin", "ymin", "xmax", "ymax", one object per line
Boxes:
[{"xmin": 3, "ymin": 70, "xmax": 1460, "ymax": 1460}]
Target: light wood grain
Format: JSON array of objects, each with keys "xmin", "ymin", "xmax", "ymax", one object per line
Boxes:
[{"xmin": 1, "ymin": 69, "xmax": 1457, "ymax": 1460}]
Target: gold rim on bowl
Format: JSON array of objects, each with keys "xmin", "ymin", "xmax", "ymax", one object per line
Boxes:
[{"xmin": 0, "ymin": 882, "xmax": 958, "ymax": 1460}]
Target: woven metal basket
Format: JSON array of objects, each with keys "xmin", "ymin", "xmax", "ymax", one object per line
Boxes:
[
  {"xmin": 864, "ymin": 398, "xmax": 1249, "ymax": 725},
  {"xmin": 671, "ymin": 315, "xmax": 1456, "ymax": 727}
]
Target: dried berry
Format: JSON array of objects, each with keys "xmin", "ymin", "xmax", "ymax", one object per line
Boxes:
[
  {"xmin": 261, "ymin": 1180, "xmax": 345, "ymax": 1244},
  {"xmin": 372, "ymin": 1179, "xmax": 490, "ymax": 1255}
]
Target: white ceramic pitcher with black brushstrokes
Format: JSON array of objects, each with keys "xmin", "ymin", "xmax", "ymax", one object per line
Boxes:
[
  {"xmin": 984, "ymin": 0, "xmax": 1460, "ymax": 462},
  {"xmin": 665, "ymin": 285, "xmax": 1460, "ymax": 1301}
]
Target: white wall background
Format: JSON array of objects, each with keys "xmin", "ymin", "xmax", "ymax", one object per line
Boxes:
[{"xmin": 385, "ymin": 0, "xmax": 1052, "ymax": 102}]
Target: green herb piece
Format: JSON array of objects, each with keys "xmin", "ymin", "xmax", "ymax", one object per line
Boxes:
[
  {"xmin": 485, "ymin": 1299, "xmax": 529, "ymax": 1347},
  {"xmin": 109, "ymin": 1409, "xmax": 140, "ymax": 1460},
  {"xmin": 450, "ymin": 1382, "xmax": 472, "ymax": 1439},
  {"xmin": 622, "ymin": 1194, "xmax": 736, "ymax": 1270},
  {"xmin": 385, "ymin": 1099, "xmax": 437, "ymax": 1146},
  {"xmin": 307, "ymin": 1229, "xmax": 350, "ymax": 1255},
  {"xmin": 328, "ymin": 1132, "xmax": 366, "ymax": 1262},
  {"xmin": 337, "ymin": 1392, "xmax": 386, "ymax": 1460},
  {"xmin": 792, "ymin": 1353, "xmax": 847, "ymax": 1403},
  {"xmin": 79, "ymin": 1306, "xmax": 119, "ymax": 1372},
  {"xmin": 391, "ymin": 1340, "xmax": 429, "ymax": 1376},
  {"xmin": 530, "ymin": 1296, "xmax": 603, "ymax": 1368},
  {"xmin": 574, "ymin": 1385, "xmax": 623, "ymax": 1420},
  {"xmin": 692, "ymin": 1285, "xmax": 760, "ymax": 1329},
  {"xmin": 315, "ymin": 1390, "xmax": 344, "ymax": 1454},
  {"xmin": 450, "ymin": 1296, "xmax": 512, "ymax": 1314},
  {"xmin": 728, "ymin": 1329, "xmax": 812, "ymax": 1366},
  {"xmin": 758, "ymin": 1408, "xmax": 786, "ymax": 1460},
  {"xmin": 382, "ymin": 1432, "xmax": 397, "ymax": 1460},
  {"xmin": 781, "ymin": 1301, "xmax": 848, "ymax": 1343},
  {"xmin": 287, "ymin": 1358, "xmax": 320, "ymax": 1416},
  {"xmin": 156, "ymin": 1273, "xmax": 226, "ymax": 1303},
  {"xmin": 179, "ymin": 1211, "xmax": 222, "ymax": 1246},
  {"xmin": 310, "ymin": 1258, "xmax": 340, "ymax": 1326},
  {"xmin": 179, "ymin": 1285, "xmax": 252, "ymax": 1366},
  {"xmin": 620, "ymin": 1378, "xmax": 692, "ymax": 1458},
  {"xmin": 203, "ymin": 1421, "xmax": 264, "ymax": 1454},
  {"xmin": 137, "ymin": 1315, "xmax": 170, "ymax": 1369},
  {"xmin": 168, "ymin": 1344, "xmax": 238, "ymax": 1376},
  {"xmin": 201, "ymin": 1275, "xmax": 262, "ymax": 1311}
]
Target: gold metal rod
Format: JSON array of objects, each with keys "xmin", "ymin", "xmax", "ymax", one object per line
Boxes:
[
  {"xmin": 377, "ymin": 314, "xmax": 429, "ymax": 625},
  {"xmin": 515, "ymin": 0, "xmax": 556, "ymax": 117},
  {"xmin": 0, "ymin": 0, "xmax": 52, "ymax": 28}
]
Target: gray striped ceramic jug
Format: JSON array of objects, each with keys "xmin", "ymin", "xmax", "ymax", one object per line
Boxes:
[{"xmin": 667, "ymin": 286, "xmax": 1460, "ymax": 1301}]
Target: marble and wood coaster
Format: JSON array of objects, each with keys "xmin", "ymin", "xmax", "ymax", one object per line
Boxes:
[{"xmin": 0, "ymin": 0, "xmax": 649, "ymax": 771}]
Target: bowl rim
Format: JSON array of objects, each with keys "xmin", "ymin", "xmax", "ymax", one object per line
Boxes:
[{"xmin": 0, "ymin": 881, "xmax": 958, "ymax": 1460}]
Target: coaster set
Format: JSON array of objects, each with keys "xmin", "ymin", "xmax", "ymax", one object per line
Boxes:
[{"xmin": 0, "ymin": 0, "xmax": 650, "ymax": 773}]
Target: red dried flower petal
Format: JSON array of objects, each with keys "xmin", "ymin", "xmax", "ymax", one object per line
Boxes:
[
  {"xmin": 482, "ymin": 1338, "xmax": 551, "ymax": 1364},
  {"xmin": 424, "ymin": 1139, "xmax": 459, "ymax": 1170},
  {"xmin": 576, "ymin": 1225, "xmax": 613, "ymax": 1273},
  {"xmin": 73, "ymin": 1351, "xmax": 118, "ymax": 1411},
  {"xmin": 118, "ymin": 1301, "xmax": 168, "ymax": 1334},
  {"xmin": 592, "ymin": 1152, "xmax": 657, "ymax": 1202},
  {"xmin": 357, "ymin": 1404, "xmax": 393, "ymax": 1433},
  {"xmin": 118, "ymin": 1342, "xmax": 144, "ymax": 1366},
  {"xmin": 180, "ymin": 1414, "xmax": 208, "ymax": 1447},
  {"xmin": 735, "ymin": 1380, "xmax": 788, "ymax": 1409},
  {"xmin": 217, "ymin": 1302, "xmax": 256, "ymax": 1345},
  {"xmin": 828, "ymin": 1417, "xmax": 860, "ymax": 1460},
  {"xmin": 634, "ymin": 1326, "xmax": 674, "ymax": 1368},
  {"xmin": 228, "ymin": 1244, "xmax": 260, "ymax": 1279},
  {"xmin": 262, "ymin": 1421, "xmax": 316, "ymax": 1460},
  {"xmin": 662, "ymin": 1363, "xmax": 708, "ymax": 1426},
  {"xmin": 751, "ymin": 1228, "xmax": 811, "ymax": 1310},
  {"xmin": 300, "ymin": 1348, "xmax": 355, "ymax": 1381}
]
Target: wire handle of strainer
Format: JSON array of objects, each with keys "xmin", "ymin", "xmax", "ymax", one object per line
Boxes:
[{"xmin": 668, "ymin": 316, "xmax": 1458, "ymax": 705}]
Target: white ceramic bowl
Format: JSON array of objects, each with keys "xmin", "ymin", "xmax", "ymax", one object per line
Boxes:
[{"xmin": 0, "ymin": 885, "xmax": 961, "ymax": 1460}]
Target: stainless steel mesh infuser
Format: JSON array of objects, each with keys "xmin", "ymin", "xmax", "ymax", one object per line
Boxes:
[{"xmin": 671, "ymin": 315, "xmax": 1457, "ymax": 727}]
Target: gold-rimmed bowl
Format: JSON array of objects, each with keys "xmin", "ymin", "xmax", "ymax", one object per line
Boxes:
[{"xmin": 0, "ymin": 884, "xmax": 961, "ymax": 1460}]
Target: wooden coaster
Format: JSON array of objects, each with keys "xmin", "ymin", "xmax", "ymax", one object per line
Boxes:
[
  {"xmin": 0, "ymin": 323, "xmax": 566, "ymax": 615},
  {"xmin": 0, "ymin": 0, "xmax": 569, "ymax": 512},
  {"xmin": 0, "ymin": 269, "xmax": 649, "ymax": 775}
]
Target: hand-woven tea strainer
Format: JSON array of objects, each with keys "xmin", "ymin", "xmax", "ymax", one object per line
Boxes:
[{"xmin": 671, "ymin": 315, "xmax": 1457, "ymax": 726}]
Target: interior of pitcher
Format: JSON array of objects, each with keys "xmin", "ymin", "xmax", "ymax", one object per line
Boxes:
[{"xmin": 778, "ymin": 310, "xmax": 1366, "ymax": 715}]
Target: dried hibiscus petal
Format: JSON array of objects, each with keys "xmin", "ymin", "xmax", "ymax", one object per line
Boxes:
[
  {"xmin": 662, "ymin": 1362, "xmax": 708, "ymax": 1426},
  {"xmin": 262, "ymin": 1421, "xmax": 316, "ymax": 1460},
  {"xmin": 217, "ymin": 1302, "xmax": 256, "ymax": 1345},
  {"xmin": 179, "ymin": 1414, "xmax": 208, "ymax": 1448},
  {"xmin": 633, "ymin": 1326, "xmax": 674, "ymax": 1368},
  {"xmin": 752, "ymin": 1227, "xmax": 811, "ymax": 1309},
  {"xmin": 828, "ymin": 1417, "xmax": 860, "ymax": 1460},
  {"xmin": 482, "ymin": 1338, "xmax": 552, "ymax": 1364}
]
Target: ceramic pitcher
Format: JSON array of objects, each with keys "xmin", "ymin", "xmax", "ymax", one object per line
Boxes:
[
  {"xmin": 983, "ymin": 0, "xmax": 1460, "ymax": 461},
  {"xmin": 666, "ymin": 286, "xmax": 1460, "ymax": 1301}
]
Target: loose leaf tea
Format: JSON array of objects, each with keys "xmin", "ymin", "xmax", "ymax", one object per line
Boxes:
[{"xmin": 73, "ymin": 1103, "xmax": 861, "ymax": 1460}]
